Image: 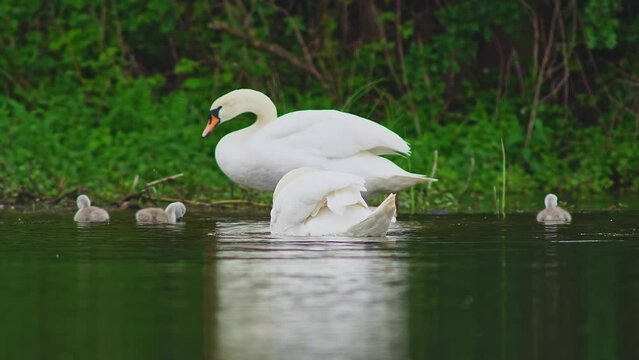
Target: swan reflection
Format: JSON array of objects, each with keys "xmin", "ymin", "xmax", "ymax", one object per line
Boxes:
[{"xmin": 210, "ymin": 220, "xmax": 406, "ymax": 360}]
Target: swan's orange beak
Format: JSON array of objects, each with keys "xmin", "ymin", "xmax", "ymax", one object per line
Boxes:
[{"xmin": 202, "ymin": 114, "xmax": 220, "ymax": 138}]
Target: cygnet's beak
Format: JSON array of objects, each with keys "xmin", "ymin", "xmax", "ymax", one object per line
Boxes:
[{"xmin": 202, "ymin": 114, "xmax": 220, "ymax": 138}]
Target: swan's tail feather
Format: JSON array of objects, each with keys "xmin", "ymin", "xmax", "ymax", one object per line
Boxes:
[
  {"xmin": 398, "ymin": 172, "xmax": 437, "ymax": 184},
  {"xmin": 377, "ymin": 173, "xmax": 436, "ymax": 196},
  {"xmin": 346, "ymin": 194, "xmax": 396, "ymax": 237}
]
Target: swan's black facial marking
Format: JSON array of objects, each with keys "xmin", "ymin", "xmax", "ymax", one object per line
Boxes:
[
  {"xmin": 208, "ymin": 106, "xmax": 222, "ymax": 121},
  {"xmin": 202, "ymin": 106, "xmax": 222, "ymax": 138}
]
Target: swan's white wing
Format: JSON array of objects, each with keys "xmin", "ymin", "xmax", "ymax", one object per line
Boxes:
[
  {"xmin": 270, "ymin": 170, "xmax": 367, "ymax": 234},
  {"xmin": 256, "ymin": 110, "xmax": 410, "ymax": 159},
  {"xmin": 326, "ymin": 187, "xmax": 367, "ymax": 215}
]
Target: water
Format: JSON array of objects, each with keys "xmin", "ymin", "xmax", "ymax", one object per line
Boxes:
[{"xmin": 0, "ymin": 209, "xmax": 638, "ymax": 359}]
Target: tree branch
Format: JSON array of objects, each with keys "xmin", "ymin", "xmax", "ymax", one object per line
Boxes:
[
  {"xmin": 120, "ymin": 173, "xmax": 184, "ymax": 202},
  {"xmin": 208, "ymin": 20, "xmax": 327, "ymax": 88}
]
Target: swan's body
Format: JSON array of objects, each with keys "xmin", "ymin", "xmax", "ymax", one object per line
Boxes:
[
  {"xmin": 203, "ymin": 89, "xmax": 435, "ymax": 199},
  {"xmin": 270, "ymin": 168, "xmax": 396, "ymax": 237},
  {"xmin": 536, "ymin": 194, "xmax": 571, "ymax": 223},
  {"xmin": 136, "ymin": 202, "xmax": 186, "ymax": 224},
  {"xmin": 74, "ymin": 195, "xmax": 109, "ymax": 223}
]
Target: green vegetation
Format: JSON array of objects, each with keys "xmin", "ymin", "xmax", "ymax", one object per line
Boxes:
[{"xmin": 1, "ymin": 0, "xmax": 638, "ymax": 211}]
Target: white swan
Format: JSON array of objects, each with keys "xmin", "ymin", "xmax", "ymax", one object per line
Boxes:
[
  {"xmin": 135, "ymin": 202, "xmax": 186, "ymax": 224},
  {"xmin": 202, "ymin": 89, "xmax": 435, "ymax": 199},
  {"xmin": 536, "ymin": 194, "xmax": 571, "ymax": 223},
  {"xmin": 270, "ymin": 168, "xmax": 396, "ymax": 237},
  {"xmin": 74, "ymin": 194, "xmax": 110, "ymax": 222}
]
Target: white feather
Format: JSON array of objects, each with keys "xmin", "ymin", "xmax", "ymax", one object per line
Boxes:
[
  {"xmin": 207, "ymin": 89, "xmax": 436, "ymax": 199},
  {"xmin": 270, "ymin": 169, "xmax": 396, "ymax": 237}
]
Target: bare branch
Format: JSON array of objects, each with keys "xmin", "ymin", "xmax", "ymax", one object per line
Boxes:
[
  {"xmin": 144, "ymin": 173, "xmax": 184, "ymax": 188},
  {"xmin": 120, "ymin": 173, "xmax": 184, "ymax": 202},
  {"xmin": 209, "ymin": 20, "xmax": 327, "ymax": 88},
  {"xmin": 525, "ymin": 0, "xmax": 561, "ymax": 147}
]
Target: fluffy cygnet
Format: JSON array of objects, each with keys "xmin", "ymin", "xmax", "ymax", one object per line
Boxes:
[
  {"xmin": 536, "ymin": 193, "xmax": 571, "ymax": 223},
  {"xmin": 74, "ymin": 194, "xmax": 110, "ymax": 223},
  {"xmin": 135, "ymin": 202, "xmax": 186, "ymax": 224}
]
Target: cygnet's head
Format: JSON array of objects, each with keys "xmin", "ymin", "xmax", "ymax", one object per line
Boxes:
[
  {"xmin": 165, "ymin": 202, "xmax": 187, "ymax": 219},
  {"xmin": 76, "ymin": 194, "xmax": 91, "ymax": 209},
  {"xmin": 544, "ymin": 194, "xmax": 558, "ymax": 209}
]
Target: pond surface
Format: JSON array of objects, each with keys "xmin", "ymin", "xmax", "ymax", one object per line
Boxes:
[{"xmin": 0, "ymin": 210, "xmax": 638, "ymax": 359}]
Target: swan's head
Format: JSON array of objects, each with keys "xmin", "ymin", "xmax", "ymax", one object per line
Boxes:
[
  {"xmin": 76, "ymin": 194, "xmax": 91, "ymax": 209},
  {"xmin": 165, "ymin": 202, "xmax": 187, "ymax": 219},
  {"xmin": 202, "ymin": 89, "xmax": 277, "ymax": 137},
  {"xmin": 544, "ymin": 193, "xmax": 558, "ymax": 209}
]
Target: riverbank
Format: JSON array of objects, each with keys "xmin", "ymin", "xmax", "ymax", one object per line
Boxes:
[{"xmin": 2, "ymin": 189, "xmax": 636, "ymax": 216}]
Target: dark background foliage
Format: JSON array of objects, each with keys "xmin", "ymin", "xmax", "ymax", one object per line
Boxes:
[{"xmin": 1, "ymin": 0, "xmax": 638, "ymax": 211}]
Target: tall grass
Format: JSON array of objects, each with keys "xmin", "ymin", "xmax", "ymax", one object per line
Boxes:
[
  {"xmin": 501, "ymin": 138, "xmax": 507, "ymax": 218},
  {"xmin": 492, "ymin": 139, "xmax": 507, "ymax": 218}
]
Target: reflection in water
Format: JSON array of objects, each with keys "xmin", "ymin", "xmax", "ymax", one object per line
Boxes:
[
  {"xmin": 406, "ymin": 214, "xmax": 639, "ymax": 360},
  {"xmin": 0, "ymin": 211, "xmax": 638, "ymax": 359},
  {"xmin": 212, "ymin": 221, "xmax": 406, "ymax": 360},
  {"xmin": 541, "ymin": 223, "xmax": 560, "ymax": 240},
  {"xmin": 75, "ymin": 221, "xmax": 111, "ymax": 229}
]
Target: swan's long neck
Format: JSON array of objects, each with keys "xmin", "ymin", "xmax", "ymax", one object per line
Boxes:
[{"xmin": 241, "ymin": 90, "xmax": 277, "ymax": 126}]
